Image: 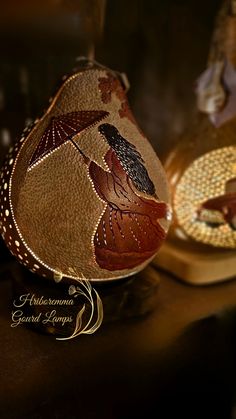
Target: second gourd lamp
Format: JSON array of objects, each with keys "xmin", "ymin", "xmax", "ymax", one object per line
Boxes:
[{"xmin": 155, "ymin": 0, "xmax": 236, "ymax": 284}]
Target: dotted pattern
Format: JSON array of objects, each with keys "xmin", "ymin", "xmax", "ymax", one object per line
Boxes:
[
  {"xmin": 0, "ymin": 65, "xmax": 169, "ymax": 281},
  {"xmin": 0, "ymin": 103, "xmax": 111, "ymax": 281},
  {"xmin": 88, "ymin": 148, "xmax": 168, "ymax": 270},
  {"xmin": 174, "ymin": 146, "xmax": 236, "ymax": 248},
  {"xmin": 0, "ymin": 124, "xmax": 50, "ymax": 278},
  {"xmin": 29, "ymin": 110, "xmax": 109, "ymax": 170}
]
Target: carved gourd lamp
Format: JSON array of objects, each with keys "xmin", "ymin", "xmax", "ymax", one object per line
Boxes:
[
  {"xmin": 154, "ymin": 0, "xmax": 236, "ymax": 284},
  {"xmin": 0, "ymin": 59, "xmax": 171, "ymax": 283}
]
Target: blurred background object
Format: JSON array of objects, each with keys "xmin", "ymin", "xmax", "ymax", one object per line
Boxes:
[
  {"xmin": 153, "ymin": 0, "xmax": 236, "ymax": 284},
  {"xmin": 0, "ymin": 0, "xmax": 221, "ymax": 167},
  {"xmin": 0, "ymin": 0, "xmax": 106, "ymax": 163}
]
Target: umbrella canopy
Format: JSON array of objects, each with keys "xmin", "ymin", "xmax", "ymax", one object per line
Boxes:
[{"xmin": 29, "ymin": 110, "xmax": 109, "ymax": 170}]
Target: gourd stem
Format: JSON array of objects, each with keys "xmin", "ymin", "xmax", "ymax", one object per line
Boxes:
[{"xmin": 86, "ymin": 0, "xmax": 107, "ymax": 60}]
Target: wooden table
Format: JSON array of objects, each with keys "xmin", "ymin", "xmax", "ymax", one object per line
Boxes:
[{"xmin": 0, "ymin": 238, "xmax": 236, "ymax": 419}]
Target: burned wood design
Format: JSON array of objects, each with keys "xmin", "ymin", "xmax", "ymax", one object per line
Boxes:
[
  {"xmin": 28, "ymin": 113, "xmax": 167, "ymax": 272},
  {"xmin": 98, "ymin": 73, "xmax": 137, "ymax": 125},
  {"xmin": 29, "ymin": 110, "xmax": 109, "ymax": 170},
  {"xmin": 98, "ymin": 124, "xmax": 155, "ymax": 195},
  {"xmin": 197, "ymin": 178, "xmax": 236, "ymax": 230},
  {"xmin": 89, "ymin": 124, "xmax": 168, "ymax": 271}
]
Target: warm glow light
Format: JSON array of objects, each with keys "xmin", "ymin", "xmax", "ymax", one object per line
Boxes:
[{"xmin": 174, "ymin": 146, "xmax": 236, "ymax": 248}]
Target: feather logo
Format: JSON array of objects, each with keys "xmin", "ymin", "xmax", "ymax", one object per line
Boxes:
[{"xmin": 57, "ymin": 276, "xmax": 103, "ymax": 341}]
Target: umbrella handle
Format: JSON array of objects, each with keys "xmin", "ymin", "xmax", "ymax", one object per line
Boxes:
[{"xmin": 69, "ymin": 137, "xmax": 90, "ymax": 165}]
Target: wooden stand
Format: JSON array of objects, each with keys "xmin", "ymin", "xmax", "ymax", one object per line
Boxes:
[{"xmin": 152, "ymin": 238, "xmax": 236, "ymax": 285}]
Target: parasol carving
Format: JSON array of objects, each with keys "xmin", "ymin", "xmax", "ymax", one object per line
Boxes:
[{"xmin": 28, "ymin": 110, "xmax": 109, "ymax": 170}]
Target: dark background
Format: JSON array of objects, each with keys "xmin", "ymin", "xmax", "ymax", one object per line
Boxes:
[
  {"xmin": 0, "ymin": 0, "xmax": 221, "ymax": 163},
  {"xmin": 1, "ymin": 1, "xmax": 236, "ymax": 419}
]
